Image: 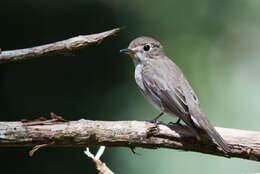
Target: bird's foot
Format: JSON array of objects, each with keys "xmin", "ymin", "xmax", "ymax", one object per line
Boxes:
[
  {"xmin": 168, "ymin": 119, "xmax": 183, "ymax": 127},
  {"xmin": 145, "ymin": 112, "xmax": 164, "ymax": 134},
  {"xmin": 146, "ymin": 119, "xmax": 161, "ymax": 138},
  {"xmin": 145, "ymin": 119, "xmax": 161, "ymax": 129},
  {"xmin": 145, "ymin": 112, "xmax": 164, "ymax": 128}
]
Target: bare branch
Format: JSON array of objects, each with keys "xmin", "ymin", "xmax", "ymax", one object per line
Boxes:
[
  {"xmin": 85, "ymin": 146, "xmax": 114, "ymax": 174},
  {"xmin": 0, "ymin": 28, "xmax": 120, "ymax": 64},
  {"xmin": 0, "ymin": 119, "xmax": 259, "ymax": 161}
]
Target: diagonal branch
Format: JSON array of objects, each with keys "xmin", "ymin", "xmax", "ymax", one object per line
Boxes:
[
  {"xmin": 85, "ymin": 146, "xmax": 115, "ymax": 174},
  {"xmin": 0, "ymin": 28, "xmax": 120, "ymax": 64},
  {"xmin": 0, "ymin": 119, "xmax": 259, "ymax": 162}
]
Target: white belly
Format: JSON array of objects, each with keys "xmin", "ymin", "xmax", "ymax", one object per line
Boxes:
[
  {"xmin": 134, "ymin": 64, "xmax": 145, "ymax": 91},
  {"xmin": 134, "ymin": 64, "xmax": 164, "ymax": 112},
  {"xmin": 134, "ymin": 63, "xmax": 178, "ymax": 119}
]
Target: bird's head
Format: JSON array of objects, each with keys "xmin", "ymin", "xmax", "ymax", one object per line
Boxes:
[{"xmin": 120, "ymin": 36, "xmax": 165, "ymax": 65}]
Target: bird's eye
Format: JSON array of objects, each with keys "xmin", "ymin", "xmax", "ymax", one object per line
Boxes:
[{"xmin": 143, "ymin": 44, "xmax": 150, "ymax": 51}]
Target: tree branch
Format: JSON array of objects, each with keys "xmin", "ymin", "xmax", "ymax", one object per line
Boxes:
[
  {"xmin": 85, "ymin": 146, "xmax": 115, "ymax": 174},
  {"xmin": 0, "ymin": 118, "xmax": 259, "ymax": 161},
  {"xmin": 0, "ymin": 28, "xmax": 120, "ymax": 64}
]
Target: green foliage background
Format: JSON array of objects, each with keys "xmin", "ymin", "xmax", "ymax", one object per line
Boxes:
[{"xmin": 1, "ymin": 0, "xmax": 260, "ymax": 173}]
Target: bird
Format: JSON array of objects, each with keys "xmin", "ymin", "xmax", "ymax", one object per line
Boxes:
[{"xmin": 120, "ymin": 36, "xmax": 230, "ymax": 153}]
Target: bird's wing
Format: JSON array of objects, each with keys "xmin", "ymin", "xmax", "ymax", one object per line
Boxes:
[
  {"xmin": 141, "ymin": 62, "xmax": 196, "ymax": 127},
  {"xmin": 142, "ymin": 60, "xmax": 230, "ymax": 153},
  {"xmin": 142, "ymin": 75, "xmax": 187, "ymax": 116}
]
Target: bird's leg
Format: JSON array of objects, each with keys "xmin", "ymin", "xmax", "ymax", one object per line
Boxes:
[
  {"xmin": 168, "ymin": 118, "xmax": 183, "ymax": 126},
  {"xmin": 176, "ymin": 118, "xmax": 181, "ymax": 124},
  {"xmin": 153, "ymin": 112, "xmax": 164, "ymax": 122},
  {"xmin": 146, "ymin": 112, "xmax": 164, "ymax": 130},
  {"xmin": 146, "ymin": 112, "xmax": 164, "ymax": 127}
]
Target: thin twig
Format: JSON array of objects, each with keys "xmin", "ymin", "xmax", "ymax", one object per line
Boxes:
[
  {"xmin": 29, "ymin": 144, "xmax": 48, "ymax": 157},
  {"xmin": 95, "ymin": 146, "xmax": 106, "ymax": 160},
  {"xmin": 0, "ymin": 28, "xmax": 120, "ymax": 64},
  {"xmin": 85, "ymin": 146, "xmax": 114, "ymax": 174}
]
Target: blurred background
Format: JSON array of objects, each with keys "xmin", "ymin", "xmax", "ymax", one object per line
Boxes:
[{"xmin": 1, "ymin": 0, "xmax": 260, "ymax": 173}]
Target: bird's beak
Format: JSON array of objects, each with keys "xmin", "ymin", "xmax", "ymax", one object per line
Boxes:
[{"xmin": 120, "ymin": 48, "xmax": 136, "ymax": 55}]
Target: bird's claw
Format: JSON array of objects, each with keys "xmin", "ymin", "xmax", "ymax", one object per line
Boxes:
[
  {"xmin": 145, "ymin": 119, "xmax": 157, "ymax": 123},
  {"xmin": 168, "ymin": 121, "xmax": 183, "ymax": 127},
  {"xmin": 145, "ymin": 119, "xmax": 162, "ymax": 129}
]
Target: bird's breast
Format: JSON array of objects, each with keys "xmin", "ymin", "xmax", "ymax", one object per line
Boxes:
[
  {"xmin": 134, "ymin": 64, "xmax": 145, "ymax": 91},
  {"xmin": 134, "ymin": 63, "xmax": 163, "ymax": 112}
]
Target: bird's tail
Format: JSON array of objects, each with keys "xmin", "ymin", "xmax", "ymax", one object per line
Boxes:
[
  {"xmin": 191, "ymin": 113, "xmax": 230, "ymax": 154},
  {"xmin": 201, "ymin": 120, "xmax": 230, "ymax": 153}
]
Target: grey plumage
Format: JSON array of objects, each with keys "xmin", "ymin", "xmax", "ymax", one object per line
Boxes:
[{"xmin": 120, "ymin": 36, "xmax": 230, "ymax": 153}]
